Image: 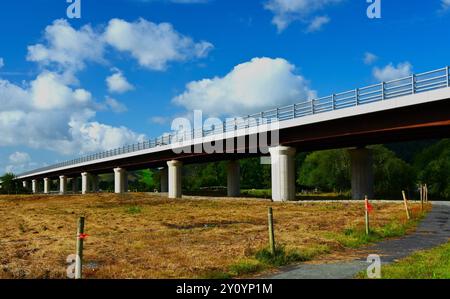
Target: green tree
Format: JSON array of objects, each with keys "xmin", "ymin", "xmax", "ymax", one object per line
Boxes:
[
  {"xmin": 0, "ymin": 173, "xmax": 20, "ymax": 194},
  {"xmin": 414, "ymin": 139, "xmax": 450, "ymax": 200},
  {"xmin": 297, "ymin": 149, "xmax": 350, "ymax": 192},
  {"xmin": 371, "ymin": 145, "xmax": 415, "ymax": 198}
]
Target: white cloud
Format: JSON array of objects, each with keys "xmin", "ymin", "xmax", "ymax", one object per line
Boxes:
[
  {"xmin": 9, "ymin": 152, "xmax": 31, "ymax": 164},
  {"xmin": 0, "ymin": 71, "xmax": 145, "ymax": 155},
  {"xmin": 0, "ymin": 58, "xmax": 4, "ymax": 69},
  {"xmin": 104, "ymin": 96, "xmax": 128, "ymax": 113},
  {"xmin": 264, "ymin": 0, "xmax": 343, "ymax": 32},
  {"xmin": 30, "ymin": 71, "xmax": 92, "ymax": 110},
  {"xmin": 68, "ymin": 120, "xmax": 145, "ymax": 153},
  {"xmin": 306, "ymin": 15, "xmax": 330, "ymax": 32},
  {"xmin": 3, "ymin": 152, "xmax": 33, "ymax": 174},
  {"xmin": 104, "ymin": 18, "xmax": 213, "ymax": 70},
  {"xmin": 373, "ymin": 62, "xmax": 413, "ymax": 82},
  {"xmin": 106, "ymin": 68, "xmax": 134, "ymax": 93},
  {"xmin": 150, "ymin": 116, "xmax": 170, "ymax": 125},
  {"xmin": 27, "ymin": 19, "xmax": 104, "ymax": 74},
  {"xmin": 442, "ymin": 0, "xmax": 450, "ymax": 10},
  {"xmin": 364, "ymin": 52, "xmax": 378, "ymax": 65},
  {"xmin": 173, "ymin": 57, "xmax": 316, "ymax": 116}
]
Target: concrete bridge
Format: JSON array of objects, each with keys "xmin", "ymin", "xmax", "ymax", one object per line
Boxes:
[{"xmin": 15, "ymin": 67, "xmax": 450, "ymax": 201}]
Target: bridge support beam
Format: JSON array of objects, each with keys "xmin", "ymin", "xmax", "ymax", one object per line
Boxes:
[
  {"xmin": 227, "ymin": 160, "xmax": 240, "ymax": 197},
  {"xmin": 44, "ymin": 178, "xmax": 50, "ymax": 194},
  {"xmin": 32, "ymin": 179, "xmax": 38, "ymax": 194},
  {"xmin": 114, "ymin": 168, "xmax": 126, "ymax": 194},
  {"xmin": 349, "ymin": 147, "xmax": 374, "ymax": 200},
  {"xmin": 59, "ymin": 176, "xmax": 67, "ymax": 195},
  {"xmin": 167, "ymin": 160, "xmax": 183, "ymax": 199},
  {"xmin": 81, "ymin": 172, "xmax": 90, "ymax": 195},
  {"xmin": 160, "ymin": 168, "xmax": 168, "ymax": 193},
  {"xmin": 269, "ymin": 146, "xmax": 296, "ymax": 202}
]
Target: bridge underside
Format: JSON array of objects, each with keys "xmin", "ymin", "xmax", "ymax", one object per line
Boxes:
[{"xmin": 18, "ymin": 96, "xmax": 450, "ymax": 201}]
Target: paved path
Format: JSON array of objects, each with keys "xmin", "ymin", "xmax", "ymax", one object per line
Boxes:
[{"xmin": 268, "ymin": 202, "xmax": 450, "ymax": 279}]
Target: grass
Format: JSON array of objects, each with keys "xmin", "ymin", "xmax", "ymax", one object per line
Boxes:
[
  {"xmin": 357, "ymin": 241, "xmax": 450, "ymax": 279},
  {"xmin": 0, "ymin": 193, "xmax": 427, "ymax": 279},
  {"xmin": 125, "ymin": 205, "xmax": 142, "ymax": 214}
]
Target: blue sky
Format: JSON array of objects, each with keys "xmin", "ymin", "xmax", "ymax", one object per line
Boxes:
[{"xmin": 1, "ymin": 0, "xmax": 450, "ymax": 174}]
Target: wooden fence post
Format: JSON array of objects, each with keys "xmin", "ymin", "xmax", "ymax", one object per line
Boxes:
[
  {"xmin": 268, "ymin": 207, "xmax": 275, "ymax": 255},
  {"xmin": 75, "ymin": 217, "xmax": 85, "ymax": 279},
  {"xmin": 420, "ymin": 184, "xmax": 424, "ymax": 211},
  {"xmin": 402, "ymin": 191, "xmax": 411, "ymax": 220},
  {"xmin": 365, "ymin": 196, "xmax": 370, "ymax": 235}
]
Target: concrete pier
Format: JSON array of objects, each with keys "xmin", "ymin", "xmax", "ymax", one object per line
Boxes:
[
  {"xmin": 44, "ymin": 178, "xmax": 50, "ymax": 194},
  {"xmin": 114, "ymin": 168, "xmax": 126, "ymax": 194},
  {"xmin": 22, "ymin": 181, "xmax": 29, "ymax": 190},
  {"xmin": 349, "ymin": 147, "xmax": 374, "ymax": 200},
  {"xmin": 81, "ymin": 172, "xmax": 90, "ymax": 195},
  {"xmin": 269, "ymin": 146, "xmax": 296, "ymax": 202},
  {"xmin": 167, "ymin": 160, "xmax": 183, "ymax": 199},
  {"xmin": 227, "ymin": 160, "xmax": 240, "ymax": 197},
  {"xmin": 32, "ymin": 179, "xmax": 38, "ymax": 194},
  {"xmin": 59, "ymin": 175, "xmax": 67, "ymax": 195}
]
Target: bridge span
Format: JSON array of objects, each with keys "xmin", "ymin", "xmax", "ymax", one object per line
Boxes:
[{"xmin": 16, "ymin": 67, "xmax": 450, "ymax": 201}]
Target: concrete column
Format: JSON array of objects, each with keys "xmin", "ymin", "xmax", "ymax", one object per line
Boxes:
[
  {"xmin": 349, "ymin": 147, "xmax": 374, "ymax": 200},
  {"xmin": 81, "ymin": 172, "xmax": 89, "ymax": 195},
  {"xmin": 22, "ymin": 181, "xmax": 29, "ymax": 190},
  {"xmin": 72, "ymin": 178, "xmax": 78, "ymax": 194},
  {"xmin": 269, "ymin": 146, "xmax": 296, "ymax": 202},
  {"xmin": 167, "ymin": 160, "xmax": 183, "ymax": 199},
  {"xmin": 91, "ymin": 175, "xmax": 99, "ymax": 193},
  {"xmin": 59, "ymin": 175, "xmax": 67, "ymax": 195},
  {"xmin": 227, "ymin": 160, "xmax": 240, "ymax": 197},
  {"xmin": 44, "ymin": 178, "xmax": 50, "ymax": 194},
  {"xmin": 160, "ymin": 168, "xmax": 168, "ymax": 193},
  {"xmin": 32, "ymin": 179, "xmax": 38, "ymax": 194},
  {"xmin": 114, "ymin": 168, "xmax": 126, "ymax": 194}
]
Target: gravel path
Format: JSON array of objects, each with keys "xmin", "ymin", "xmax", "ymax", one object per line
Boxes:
[{"xmin": 268, "ymin": 201, "xmax": 450, "ymax": 279}]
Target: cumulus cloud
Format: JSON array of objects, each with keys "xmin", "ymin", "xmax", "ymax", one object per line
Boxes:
[
  {"xmin": 9, "ymin": 152, "xmax": 30, "ymax": 164},
  {"xmin": 149, "ymin": 116, "xmax": 170, "ymax": 125},
  {"xmin": 363, "ymin": 52, "xmax": 378, "ymax": 65},
  {"xmin": 306, "ymin": 15, "xmax": 330, "ymax": 32},
  {"xmin": 106, "ymin": 68, "xmax": 134, "ymax": 93},
  {"xmin": 264, "ymin": 0, "xmax": 343, "ymax": 32},
  {"xmin": 373, "ymin": 62, "xmax": 413, "ymax": 82},
  {"xmin": 173, "ymin": 57, "xmax": 316, "ymax": 116},
  {"xmin": 3, "ymin": 152, "xmax": 35, "ymax": 174},
  {"xmin": 104, "ymin": 96, "xmax": 128, "ymax": 113},
  {"xmin": 27, "ymin": 19, "xmax": 104, "ymax": 74},
  {"xmin": 0, "ymin": 72, "xmax": 145, "ymax": 155},
  {"xmin": 104, "ymin": 18, "xmax": 213, "ymax": 70}
]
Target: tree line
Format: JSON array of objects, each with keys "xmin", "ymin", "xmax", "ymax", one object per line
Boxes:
[{"xmin": 1, "ymin": 139, "xmax": 449, "ymax": 200}]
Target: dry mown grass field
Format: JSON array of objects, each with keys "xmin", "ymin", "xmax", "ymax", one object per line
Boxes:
[{"xmin": 0, "ymin": 194, "xmax": 427, "ymax": 279}]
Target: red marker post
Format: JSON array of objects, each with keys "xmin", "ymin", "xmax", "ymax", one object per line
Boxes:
[
  {"xmin": 365, "ymin": 196, "xmax": 373, "ymax": 235},
  {"xmin": 75, "ymin": 217, "xmax": 87, "ymax": 279}
]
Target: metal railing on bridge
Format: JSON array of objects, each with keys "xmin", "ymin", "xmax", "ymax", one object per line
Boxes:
[{"xmin": 18, "ymin": 66, "xmax": 450, "ymax": 177}]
